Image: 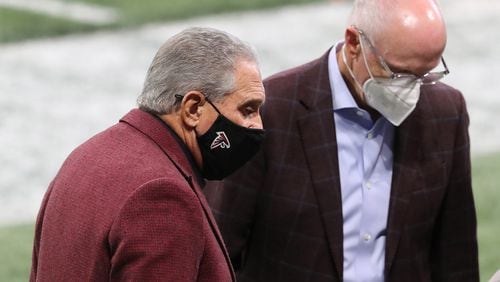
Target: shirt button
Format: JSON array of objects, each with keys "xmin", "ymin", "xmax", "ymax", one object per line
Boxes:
[
  {"xmin": 365, "ymin": 181, "xmax": 372, "ymax": 190},
  {"xmin": 356, "ymin": 110, "xmax": 364, "ymax": 116},
  {"xmin": 367, "ymin": 132, "xmax": 373, "ymax": 139},
  {"xmin": 363, "ymin": 233, "xmax": 372, "ymax": 242}
]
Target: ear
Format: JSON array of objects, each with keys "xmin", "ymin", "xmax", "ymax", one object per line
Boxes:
[
  {"xmin": 179, "ymin": 91, "xmax": 206, "ymax": 129},
  {"xmin": 344, "ymin": 26, "xmax": 361, "ymax": 58}
]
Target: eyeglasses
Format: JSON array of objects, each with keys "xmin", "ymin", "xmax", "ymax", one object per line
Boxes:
[{"xmin": 355, "ymin": 27, "xmax": 450, "ymax": 85}]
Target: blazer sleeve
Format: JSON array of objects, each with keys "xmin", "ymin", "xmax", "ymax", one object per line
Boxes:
[
  {"xmin": 108, "ymin": 177, "xmax": 205, "ymax": 281},
  {"xmin": 205, "ymin": 148, "xmax": 266, "ymax": 270},
  {"xmin": 430, "ymin": 92, "xmax": 479, "ymax": 281}
]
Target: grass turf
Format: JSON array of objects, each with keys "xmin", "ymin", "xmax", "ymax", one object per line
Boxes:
[
  {"xmin": 0, "ymin": 7, "xmax": 99, "ymax": 43},
  {"xmin": 0, "ymin": 0, "xmax": 323, "ymax": 43}
]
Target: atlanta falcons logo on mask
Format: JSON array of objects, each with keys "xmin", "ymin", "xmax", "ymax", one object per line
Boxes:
[{"xmin": 210, "ymin": 131, "xmax": 231, "ymax": 150}]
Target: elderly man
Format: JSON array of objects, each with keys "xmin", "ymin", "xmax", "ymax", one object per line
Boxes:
[
  {"xmin": 205, "ymin": 0, "xmax": 479, "ymax": 281},
  {"xmin": 30, "ymin": 27, "xmax": 265, "ymax": 281}
]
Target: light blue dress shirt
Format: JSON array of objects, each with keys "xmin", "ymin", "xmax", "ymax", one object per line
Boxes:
[{"xmin": 328, "ymin": 44, "xmax": 395, "ymax": 282}]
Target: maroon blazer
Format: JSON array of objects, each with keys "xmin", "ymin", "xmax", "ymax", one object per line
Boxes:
[
  {"xmin": 31, "ymin": 109, "xmax": 235, "ymax": 281},
  {"xmin": 204, "ymin": 49, "xmax": 479, "ymax": 282}
]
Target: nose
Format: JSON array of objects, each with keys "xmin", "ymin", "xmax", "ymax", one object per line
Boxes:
[{"xmin": 249, "ymin": 114, "xmax": 263, "ymax": 130}]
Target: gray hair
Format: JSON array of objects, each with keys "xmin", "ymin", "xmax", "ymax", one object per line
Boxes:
[
  {"xmin": 137, "ymin": 27, "xmax": 259, "ymax": 115},
  {"xmin": 348, "ymin": 0, "xmax": 390, "ymax": 44}
]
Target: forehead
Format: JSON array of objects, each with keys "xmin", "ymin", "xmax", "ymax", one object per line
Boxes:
[
  {"xmin": 370, "ymin": 37, "xmax": 444, "ymax": 75},
  {"xmin": 370, "ymin": 28, "xmax": 446, "ymax": 75},
  {"xmin": 222, "ymin": 60, "xmax": 265, "ymax": 105}
]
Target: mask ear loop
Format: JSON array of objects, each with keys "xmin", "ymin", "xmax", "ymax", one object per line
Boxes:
[
  {"xmin": 357, "ymin": 35, "xmax": 377, "ymax": 81},
  {"xmin": 342, "ymin": 44, "xmax": 365, "ymax": 92},
  {"xmin": 204, "ymin": 98, "xmax": 223, "ymax": 115},
  {"xmin": 175, "ymin": 94, "xmax": 223, "ymax": 115}
]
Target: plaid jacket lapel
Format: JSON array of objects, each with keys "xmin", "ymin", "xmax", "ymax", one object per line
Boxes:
[
  {"xmin": 384, "ymin": 148, "xmax": 419, "ymax": 274},
  {"xmin": 384, "ymin": 102, "xmax": 433, "ymax": 275},
  {"xmin": 296, "ymin": 50, "xmax": 344, "ymax": 280}
]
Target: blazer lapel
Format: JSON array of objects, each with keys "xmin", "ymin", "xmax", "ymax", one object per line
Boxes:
[
  {"xmin": 384, "ymin": 143, "xmax": 418, "ymax": 274},
  {"xmin": 120, "ymin": 109, "xmax": 236, "ymax": 280},
  {"xmin": 296, "ymin": 51, "xmax": 344, "ymax": 279},
  {"xmin": 384, "ymin": 104, "xmax": 429, "ymax": 274},
  {"xmin": 190, "ymin": 177, "xmax": 237, "ymax": 281}
]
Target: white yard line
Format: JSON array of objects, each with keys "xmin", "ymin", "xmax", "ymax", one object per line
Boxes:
[{"xmin": 0, "ymin": 0, "xmax": 118, "ymax": 25}]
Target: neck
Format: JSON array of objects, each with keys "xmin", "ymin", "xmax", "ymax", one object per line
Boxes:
[
  {"xmin": 159, "ymin": 113, "xmax": 203, "ymax": 168},
  {"xmin": 336, "ymin": 46, "xmax": 381, "ymax": 121}
]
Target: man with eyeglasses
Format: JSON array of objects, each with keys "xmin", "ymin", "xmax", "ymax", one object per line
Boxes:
[{"xmin": 204, "ymin": 0, "xmax": 479, "ymax": 281}]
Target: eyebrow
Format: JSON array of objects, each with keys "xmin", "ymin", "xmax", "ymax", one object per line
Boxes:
[
  {"xmin": 389, "ymin": 65, "xmax": 412, "ymax": 74},
  {"xmin": 384, "ymin": 59, "xmax": 414, "ymax": 75},
  {"xmin": 238, "ymin": 98, "xmax": 264, "ymax": 108}
]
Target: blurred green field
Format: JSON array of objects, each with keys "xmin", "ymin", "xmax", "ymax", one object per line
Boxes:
[
  {"xmin": 473, "ymin": 152, "xmax": 500, "ymax": 281},
  {"xmin": 0, "ymin": 224, "xmax": 33, "ymax": 282},
  {"xmin": 77, "ymin": 0, "xmax": 323, "ymax": 25},
  {"xmin": 0, "ymin": 0, "xmax": 323, "ymax": 43},
  {"xmin": 0, "ymin": 7, "xmax": 99, "ymax": 43},
  {"xmin": 1, "ymin": 152, "xmax": 499, "ymax": 281}
]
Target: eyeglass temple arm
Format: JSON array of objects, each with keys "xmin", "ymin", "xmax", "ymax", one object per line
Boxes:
[{"xmin": 441, "ymin": 57, "xmax": 450, "ymax": 75}]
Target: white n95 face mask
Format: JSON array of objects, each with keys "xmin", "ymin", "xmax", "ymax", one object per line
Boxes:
[
  {"xmin": 341, "ymin": 44, "xmax": 421, "ymax": 126},
  {"xmin": 363, "ymin": 76, "xmax": 420, "ymax": 126}
]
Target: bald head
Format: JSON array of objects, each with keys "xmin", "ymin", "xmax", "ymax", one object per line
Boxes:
[{"xmin": 349, "ymin": 0, "xmax": 446, "ymax": 74}]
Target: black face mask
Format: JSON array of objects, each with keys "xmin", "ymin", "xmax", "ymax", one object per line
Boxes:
[{"xmin": 197, "ymin": 100, "xmax": 265, "ymax": 180}]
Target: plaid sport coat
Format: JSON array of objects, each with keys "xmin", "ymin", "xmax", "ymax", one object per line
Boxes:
[{"xmin": 204, "ymin": 49, "xmax": 479, "ymax": 282}]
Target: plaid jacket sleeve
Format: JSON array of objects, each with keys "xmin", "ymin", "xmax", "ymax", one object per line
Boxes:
[{"xmin": 429, "ymin": 90, "xmax": 479, "ymax": 281}]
